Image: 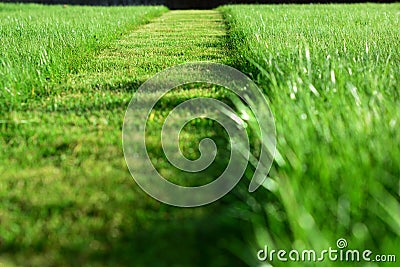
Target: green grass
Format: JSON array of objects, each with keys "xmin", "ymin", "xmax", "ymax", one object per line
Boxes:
[
  {"xmin": 2, "ymin": 3, "xmax": 400, "ymax": 267},
  {"xmin": 0, "ymin": 3, "xmax": 167, "ymax": 109},
  {"xmin": 220, "ymin": 3, "xmax": 400, "ymax": 266},
  {"xmin": 1, "ymin": 7, "xmax": 245, "ymax": 267}
]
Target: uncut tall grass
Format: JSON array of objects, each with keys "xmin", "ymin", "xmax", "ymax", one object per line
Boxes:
[
  {"xmin": 0, "ymin": 4, "xmax": 166, "ymax": 110},
  {"xmin": 220, "ymin": 4, "xmax": 400, "ymax": 266}
]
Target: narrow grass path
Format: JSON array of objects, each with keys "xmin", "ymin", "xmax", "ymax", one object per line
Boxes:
[
  {"xmin": 65, "ymin": 10, "xmax": 228, "ymax": 90},
  {"xmin": 1, "ymin": 10, "xmax": 244, "ymax": 267}
]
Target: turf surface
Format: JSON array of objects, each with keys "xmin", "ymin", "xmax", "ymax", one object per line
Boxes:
[
  {"xmin": 1, "ymin": 3, "xmax": 399, "ymax": 267},
  {"xmin": 220, "ymin": 4, "xmax": 400, "ymax": 266},
  {"xmin": 1, "ymin": 8, "xmax": 245, "ymax": 267}
]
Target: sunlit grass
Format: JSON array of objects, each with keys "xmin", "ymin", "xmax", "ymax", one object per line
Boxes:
[
  {"xmin": 2, "ymin": 3, "xmax": 399, "ymax": 266},
  {"xmin": 0, "ymin": 7, "xmax": 241, "ymax": 267},
  {"xmin": 220, "ymin": 3, "xmax": 400, "ymax": 266},
  {"xmin": 0, "ymin": 3, "xmax": 167, "ymax": 109}
]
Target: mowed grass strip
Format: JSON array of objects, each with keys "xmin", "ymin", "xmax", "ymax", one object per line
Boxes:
[
  {"xmin": 220, "ymin": 4, "xmax": 400, "ymax": 265},
  {"xmin": 0, "ymin": 9, "xmax": 240, "ymax": 267},
  {"xmin": 0, "ymin": 3, "xmax": 167, "ymax": 109}
]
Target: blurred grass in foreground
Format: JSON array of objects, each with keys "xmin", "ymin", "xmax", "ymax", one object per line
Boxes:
[{"xmin": 220, "ymin": 4, "xmax": 400, "ymax": 266}]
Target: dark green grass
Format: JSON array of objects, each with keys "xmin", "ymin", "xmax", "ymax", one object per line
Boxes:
[
  {"xmin": 220, "ymin": 3, "xmax": 400, "ymax": 266},
  {"xmin": 0, "ymin": 7, "xmax": 246, "ymax": 267},
  {"xmin": 2, "ymin": 3, "xmax": 400, "ymax": 267}
]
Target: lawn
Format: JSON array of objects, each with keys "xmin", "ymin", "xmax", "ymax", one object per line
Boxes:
[
  {"xmin": 220, "ymin": 3, "xmax": 400, "ymax": 266},
  {"xmin": 0, "ymin": 5, "xmax": 244, "ymax": 267},
  {"xmin": 0, "ymin": 4, "xmax": 167, "ymax": 108},
  {"xmin": 1, "ymin": 2, "xmax": 399, "ymax": 267}
]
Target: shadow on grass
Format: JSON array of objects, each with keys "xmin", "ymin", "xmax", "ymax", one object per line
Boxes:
[
  {"xmin": 1, "ymin": 196, "xmax": 250, "ymax": 267},
  {"xmin": 67, "ymin": 213, "xmax": 247, "ymax": 267}
]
